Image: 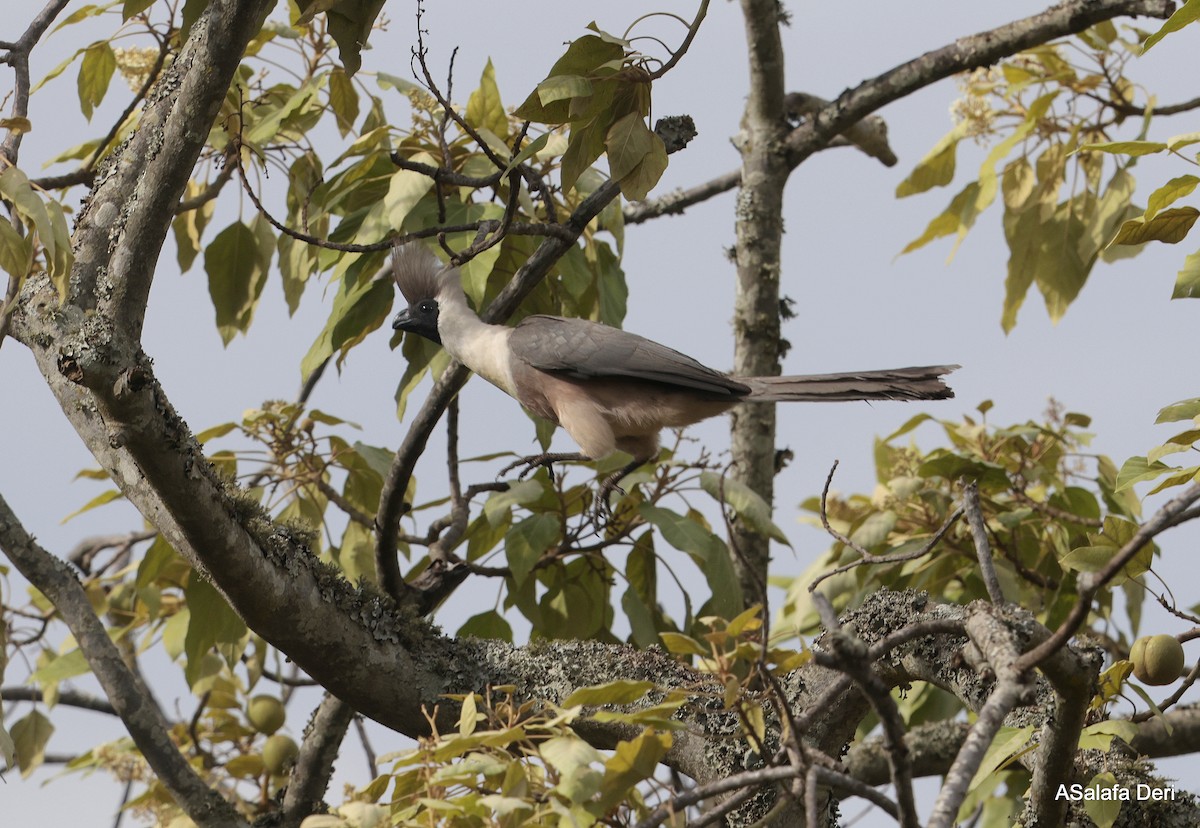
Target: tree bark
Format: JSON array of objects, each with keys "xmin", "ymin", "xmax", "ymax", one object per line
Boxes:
[{"xmin": 730, "ymin": 0, "xmax": 790, "ymax": 603}]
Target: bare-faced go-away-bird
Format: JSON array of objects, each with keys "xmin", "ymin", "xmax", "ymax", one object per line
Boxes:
[{"xmin": 391, "ymin": 243, "xmax": 957, "ymax": 510}]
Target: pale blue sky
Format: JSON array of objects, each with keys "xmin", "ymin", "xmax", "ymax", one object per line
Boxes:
[{"xmin": 4, "ymin": 1, "xmax": 1198, "ymax": 823}]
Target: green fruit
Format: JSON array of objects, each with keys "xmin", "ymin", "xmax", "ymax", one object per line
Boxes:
[
  {"xmin": 1130, "ymin": 634, "xmax": 1186, "ymax": 686},
  {"xmin": 262, "ymin": 734, "xmax": 299, "ymax": 775},
  {"xmin": 247, "ymin": 695, "xmax": 286, "ymax": 735}
]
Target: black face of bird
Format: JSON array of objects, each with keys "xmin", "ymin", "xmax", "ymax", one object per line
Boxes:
[{"xmin": 392, "ymin": 298, "xmax": 441, "ymax": 344}]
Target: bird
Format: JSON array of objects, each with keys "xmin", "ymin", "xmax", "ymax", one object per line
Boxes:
[{"xmin": 390, "ymin": 243, "xmax": 957, "ymax": 511}]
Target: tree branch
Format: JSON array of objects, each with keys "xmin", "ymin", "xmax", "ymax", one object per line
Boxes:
[
  {"xmin": 786, "ymin": 0, "xmax": 1176, "ymax": 168},
  {"xmin": 281, "ymin": 693, "xmax": 354, "ymax": 828},
  {"xmin": 0, "ymin": 0, "xmax": 71, "ymax": 164},
  {"xmin": 0, "ymin": 492, "xmax": 248, "ymax": 827}
]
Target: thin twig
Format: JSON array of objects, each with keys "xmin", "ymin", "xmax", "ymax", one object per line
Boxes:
[{"xmin": 962, "ymin": 481, "xmax": 1005, "ymax": 603}]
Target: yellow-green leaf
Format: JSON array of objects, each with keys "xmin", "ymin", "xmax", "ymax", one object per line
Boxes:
[
  {"xmin": 466, "ymin": 59, "xmax": 508, "ymax": 138},
  {"xmin": 77, "ymin": 42, "xmax": 116, "ymax": 121},
  {"xmin": 1108, "ymin": 207, "xmax": 1200, "ymax": 247},
  {"xmin": 1078, "ymin": 140, "xmax": 1168, "ymax": 156},
  {"xmin": 1156, "ymin": 398, "xmax": 1200, "ymax": 423},
  {"xmin": 61, "ymin": 489, "xmax": 124, "ymax": 523},
  {"xmin": 205, "ymin": 221, "xmax": 269, "ymax": 344},
  {"xmin": 183, "ymin": 573, "xmax": 247, "ymax": 688},
  {"xmin": 563, "ymin": 680, "xmax": 654, "ymax": 708},
  {"xmin": 1083, "ymin": 772, "xmax": 1123, "ymax": 828},
  {"xmin": 296, "ymin": 0, "xmax": 386, "ymax": 76},
  {"xmin": 328, "ymin": 68, "xmax": 360, "ymax": 136},
  {"xmin": 0, "ymin": 219, "xmax": 33, "ymax": 281},
  {"xmin": 1142, "ymin": 0, "xmax": 1200, "ymax": 52},
  {"xmin": 11, "ymin": 710, "xmax": 54, "ymax": 777},
  {"xmin": 896, "ymin": 123, "xmax": 967, "ymax": 198},
  {"xmin": 1145, "ymin": 175, "xmax": 1199, "ymax": 220},
  {"xmin": 598, "ymin": 731, "xmax": 671, "ymax": 810},
  {"xmin": 606, "ymin": 112, "xmax": 667, "ymax": 201},
  {"xmin": 1171, "ymin": 249, "xmax": 1200, "ymax": 299}
]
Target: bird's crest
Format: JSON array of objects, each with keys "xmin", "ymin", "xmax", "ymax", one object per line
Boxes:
[{"xmin": 391, "ymin": 243, "xmax": 447, "ymax": 303}]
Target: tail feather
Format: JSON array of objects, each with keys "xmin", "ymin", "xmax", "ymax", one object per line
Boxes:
[{"xmin": 743, "ymin": 365, "xmax": 958, "ymax": 402}]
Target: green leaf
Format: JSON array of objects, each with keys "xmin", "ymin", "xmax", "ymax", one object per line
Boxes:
[
  {"xmin": 500, "ymin": 133, "xmax": 550, "ymax": 179},
  {"xmin": 1142, "ymin": 0, "xmax": 1200, "ymax": 52},
  {"xmin": 0, "ymin": 166, "xmax": 70, "ymax": 295},
  {"xmin": 1078, "ymin": 140, "xmax": 1168, "ymax": 156},
  {"xmin": 466, "ymin": 59, "xmax": 508, "ymax": 138},
  {"xmin": 52, "ymin": 4, "xmax": 109, "ymax": 34},
  {"xmin": 30, "ymin": 648, "xmax": 90, "ymax": 685},
  {"xmin": 205, "ymin": 221, "xmax": 269, "ymax": 344},
  {"xmin": 457, "ymin": 610, "xmax": 513, "ymax": 642},
  {"xmin": 0, "ymin": 721, "xmax": 13, "ymax": 770},
  {"xmin": 172, "ymin": 181, "xmax": 217, "ymax": 273},
  {"xmin": 515, "ymin": 36, "xmax": 625, "ymax": 123},
  {"xmin": 639, "ymin": 505, "xmax": 741, "ymax": 619},
  {"xmin": 899, "ymin": 181, "xmax": 981, "ymax": 257},
  {"xmin": 605, "ymin": 112, "xmax": 667, "ymax": 201},
  {"xmin": 1144, "ymin": 174, "xmax": 1199, "ymax": 220},
  {"xmin": 598, "ymin": 731, "xmax": 671, "ymax": 810},
  {"xmin": 563, "ymin": 680, "xmax": 654, "ymax": 708},
  {"xmin": 1172, "ymin": 250, "xmax": 1200, "ymax": 299},
  {"xmin": 504, "ymin": 513, "xmax": 559, "ymax": 586},
  {"xmin": 1115, "ymin": 456, "xmax": 1175, "ymax": 492},
  {"xmin": 296, "ymin": 0, "xmax": 386, "ymax": 76},
  {"xmin": 1083, "ymin": 772, "xmax": 1123, "ymax": 828},
  {"xmin": 11, "ymin": 710, "xmax": 54, "ymax": 777},
  {"xmin": 77, "ymin": 42, "xmax": 116, "ymax": 121},
  {"xmin": 384, "ymin": 153, "xmax": 437, "ymax": 229},
  {"xmin": 183, "ymin": 573, "xmax": 247, "ymax": 688},
  {"xmin": 0, "ymin": 219, "xmax": 33, "ymax": 281},
  {"xmin": 560, "ymin": 114, "xmax": 611, "ymax": 195},
  {"xmin": 698, "ymin": 471, "xmax": 789, "ymax": 544},
  {"xmin": 895, "ymin": 123, "xmax": 967, "ymax": 198},
  {"xmin": 302, "ymin": 253, "xmax": 391, "ymax": 380},
  {"xmin": 122, "ymin": 0, "xmax": 156, "ymax": 19},
  {"xmin": 328, "ymin": 68, "xmax": 360, "ymax": 136},
  {"xmin": 1108, "ymin": 207, "xmax": 1200, "ymax": 247},
  {"xmin": 1156, "ymin": 398, "xmax": 1200, "ymax": 423}
]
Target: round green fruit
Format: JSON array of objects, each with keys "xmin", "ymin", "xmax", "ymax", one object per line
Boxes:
[
  {"xmin": 1130, "ymin": 634, "xmax": 1185, "ymax": 686},
  {"xmin": 247, "ymin": 695, "xmax": 286, "ymax": 735},
  {"xmin": 262, "ymin": 734, "xmax": 299, "ymax": 775}
]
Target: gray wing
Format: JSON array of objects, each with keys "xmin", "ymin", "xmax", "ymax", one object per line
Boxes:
[{"xmin": 510, "ymin": 315, "xmax": 749, "ymax": 397}]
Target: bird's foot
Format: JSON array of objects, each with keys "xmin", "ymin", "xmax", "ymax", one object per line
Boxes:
[
  {"xmin": 497, "ymin": 451, "xmax": 589, "ymax": 481},
  {"xmin": 591, "ymin": 471, "xmax": 628, "ymax": 520}
]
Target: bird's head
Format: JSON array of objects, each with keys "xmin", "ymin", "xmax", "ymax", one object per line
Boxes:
[{"xmin": 390, "ymin": 243, "xmax": 447, "ymax": 344}]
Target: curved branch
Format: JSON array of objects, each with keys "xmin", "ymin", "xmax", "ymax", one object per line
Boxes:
[
  {"xmin": 281, "ymin": 694, "xmax": 354, "ymax": 828},
  {"xmin": 0, "ymin": 0, "xmax": 72, "ymax": 164},
  {"xmin": 1, "ymin": 685, "xmax": 118, "ymax": 715},
  {"xmin": 786, "ymin": 0, "xmax": 1176, "ymax": 167},
  {"xmin": 0, "ymin": 493, "xmax": 248, "ymax": 828}
]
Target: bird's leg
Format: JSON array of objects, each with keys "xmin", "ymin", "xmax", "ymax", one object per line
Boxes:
[
  {"xmin": 498, "ymin": 451, "xmax": 590, "ymax": 481},
  {"xmin": 593, "ymin": 458, "xmax": 646, "ymax": 519}
]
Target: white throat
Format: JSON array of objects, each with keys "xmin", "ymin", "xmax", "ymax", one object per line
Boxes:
[{"xmin": 436, "ymin": 288, "xmax": 516, "ymax": 397}]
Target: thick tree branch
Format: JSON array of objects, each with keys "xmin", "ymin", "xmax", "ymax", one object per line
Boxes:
[
  {"xmin": 74, "ymin": 0, "xmax": 274, "ymax": 336},
  {"xmin": 0, "ymin": 493, "xmax": 248, "ymax": 828},
  {"xmin": 786, "ymin": 0, "xmax": 1175, "ymax": 167}
]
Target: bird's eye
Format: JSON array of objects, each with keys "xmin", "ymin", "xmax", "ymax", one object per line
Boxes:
[{"xmin": 418, "ymin": 300, "xmax": 437, "ymax": 314}]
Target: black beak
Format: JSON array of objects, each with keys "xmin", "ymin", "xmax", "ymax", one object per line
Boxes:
[
  {"xmin": 392, "ymin": 308, "xmax": 413, "ymax": 331},
  {"xmin": 392, "ymin": 307, "xmax": 442, "ymax": 345}
]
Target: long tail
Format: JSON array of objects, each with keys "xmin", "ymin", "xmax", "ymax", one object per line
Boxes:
[{"xmin": 742, "ymin": 365, "xmax": 958, "ymax": 402}]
